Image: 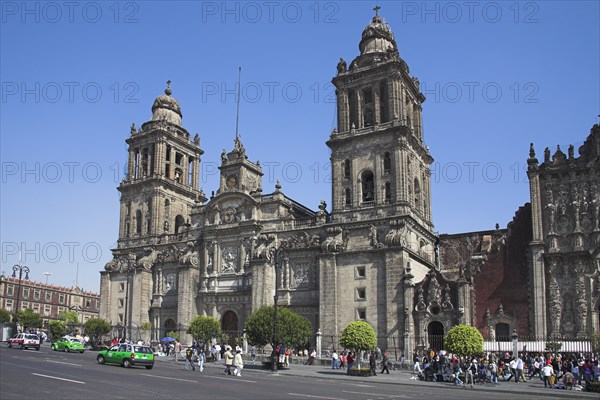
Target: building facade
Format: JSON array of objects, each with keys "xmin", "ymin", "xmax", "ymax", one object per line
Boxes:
[
  {"xmin": 527, "ymin": 125, "xmax": 600, "ymax": 338},
  {"xmin": 0, "ymin": 277, "xmax": 100, "ymax": 328},
  {"xmin": 100, "ymin": 9, "xmax": 599, "ymax": 351}
]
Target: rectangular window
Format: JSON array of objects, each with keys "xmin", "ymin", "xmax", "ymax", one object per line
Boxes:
[
  {"xmin": 44, "ymin": 305, "xmax": 51, "ymax": 317},
  {"xmin": 58, "ymin": 294, "xmax": 65, "ymax": 304},
  {"xmin": 45, "ymin": 292, "xmax": 52, "ymax": 302},
  {"xmin": 356, "ymin": 288, "xmax": 366, "ymax": 301},
  {"xmin": 23, "ymin": 288, "xmax": 29, "ymax": 299},
  {"xmin": 85, "ymin": 299, "xmax": 91, "ymax": 308},
  {"xmin": 57, "ymin": 306, "xmax": 65, "ymax": 314},
  {"xmin": 34, "ymin": 290, "xmax": 40, "ymax": 300},
  {"xmin": 118, "ymin": 313, "xmax": 124, "ymax": 323},
  {"xmin": 96, "ymin": 300, "xmax": 100, "ymax": 309},
  {"xmin": 7, "ymin": 286, "xmax": 14, "ymax": 296},
  {"xmin": 119, "ymin": 282, "xmax": 125, "ymax": 292},
  {"xmin": 21, "ymin": 301, "xmax": 29, "ymax": 309},
  {"xmin": 357, "ymin": 309, "xmax": 366, "ymax": 320},
  {"xmin": 5, "ymin": 300, "xmax": 13, "ymax": 312},
  {"xmin": 33, "ymin": 303, "xmax": 40, "ymax": 313},
  {"xmin": 118, "ymin": 298, "xmax": 124, "ymax": 308},
  {"xmin": 355, "ymin": 266, "xmax": 366, "ymax": 279}
]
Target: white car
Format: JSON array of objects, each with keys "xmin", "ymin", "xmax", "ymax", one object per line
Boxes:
[{"xmin": 8, "ymin": 333, "xmax": 40, "ymax": 350}]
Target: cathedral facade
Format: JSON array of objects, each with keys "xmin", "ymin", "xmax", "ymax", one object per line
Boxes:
[{"xmin": 99, "ymin": 10, "xmax": 599, "ymax": 352}]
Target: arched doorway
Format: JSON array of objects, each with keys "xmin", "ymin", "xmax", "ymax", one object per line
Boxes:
[
  {"xmin": 427, "ymin": 321, "xmax": 444, "ymax": 351},
  {"xmin": 164, "ymin": 319, "xmax": 176, "ymax": 339},
  {"xmin": 222, "ymin": 311, "xmax": 239, "ymax": 345}
]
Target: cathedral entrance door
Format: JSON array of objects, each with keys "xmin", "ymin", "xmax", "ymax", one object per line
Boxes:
[
  {"xmin": 427, "ymin": 321, "xmax": 444, "ymax": 351},
  {"xmin": 222, "ymin": 311, "xmax": 239, "ymax": 346},
  {"xmin": 164, "ymin": 319, "xmax": 176, "ymax": 339}
]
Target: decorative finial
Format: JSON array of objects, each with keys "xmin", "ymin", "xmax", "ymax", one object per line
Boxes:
[
  {"xmin": 529, "ymin": 143, "xmax": 535, "ymax": 158},
  {"xmin": 165, "ymin": 80, "xmax": 172, "ymax": 96},
  {"xmin": 275, "ymin": 180, "xmax": 281, "ymax": 191},
  {"xmin": 372, "ymin": 5, "xmax": 382, "ymax": 22}
]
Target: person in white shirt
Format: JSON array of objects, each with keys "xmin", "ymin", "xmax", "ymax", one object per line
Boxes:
[
  {"xmin": 542, "ymin": 363, "xmax": 554, "ymax": 388},
  {"xmin": 509, "ymin": 358, "xmax": 518, "ymax": 383},
  {"xmin": 332, "ymin": 350, "xmax": 339, "ymax": 369}
]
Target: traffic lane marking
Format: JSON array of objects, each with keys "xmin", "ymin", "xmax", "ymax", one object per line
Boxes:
[
  {"xmin": 31, "ymin": 373, "xmax": 85, "ymax": 384},
  {"xmin": 288, "ymin": 393, "xmax": 347, "ymax": 400},
  {"xmin": 343, "ymin": 390, "xmax": 409, "ymax": 398},
  {"xmin": 140, "ymin": 374, "xmax": 196, "ymax": 383},
  {"xmin": 45, "ymin": 359, "xmax": 82, "ymax": 367}
]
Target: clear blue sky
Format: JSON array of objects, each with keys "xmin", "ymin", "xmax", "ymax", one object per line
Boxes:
[{"xmin": 1, "ymin": 1, "xmax": 599, "ymax": 292}]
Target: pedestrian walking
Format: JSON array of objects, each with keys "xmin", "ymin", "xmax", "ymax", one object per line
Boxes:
[
  {"xmin": 234, "ymin": 349, "xmax": 244, "ymax": 377},
  {"xmin": 542, "ymin": 362, "xmax": 554, "ymax": 388},
  {"xmin": 184, "ymin": 347, "xmax": 195, "ymax": 371},
  {"xmin": 332, "ymin": 350, "xmax": 339, "ymax": 369},
  {"xmin": 224, "ymin": 346, "xmax": 234, "ymax": 375},
  {"xmin": 369, "ymin": 351, "xmax": 377, "ymax": 376},
  {"xmin": 198, "ymin": 348, "xmax": 206, "ymax": 372},
  {"xmin": 380, "ymin": 352, "xmax": 390, "ymax": 374}
]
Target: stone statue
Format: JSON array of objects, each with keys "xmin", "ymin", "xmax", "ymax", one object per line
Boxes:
[
  {"xmin": 221, "ymin": 149, "xmax": 228, "ymax": 162},
  {"xmin": 336, "ymin": 58, "xmax": 347, "ymax": 74},
  {"xmin": 130, "ymin": 123, "xmax": 136, "ymax": 136},
  {"xmin": 137, "ymin": 248, "xmax": 160, "ymax": 271},
  {"xmin": 568, "ymin": 144, "xmax": 574, "ymax": 159},
  {"xmin": 544, "ymin": 147, "xmax": 550, "ymax": 162},
  {"xmin": 193, "ymin": 133, "xmax": 200, "ymax": 145}
]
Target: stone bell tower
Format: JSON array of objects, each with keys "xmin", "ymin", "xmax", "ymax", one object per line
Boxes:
[
  {"xmin": 117, "ymin": 81, "xmax": 205, "ymax": 245},
  {"xmin": 328, "ymin": 6, "xmax": 433, "ymax": 232}
]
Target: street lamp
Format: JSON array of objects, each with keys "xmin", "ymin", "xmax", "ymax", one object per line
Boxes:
[
  {"xmin": 12, "ymin": 264, "xmax": 30, "ymax": 330},
  {"xmin": 271, "ymin": 247, "xmax": 286, "ymax": 373}
]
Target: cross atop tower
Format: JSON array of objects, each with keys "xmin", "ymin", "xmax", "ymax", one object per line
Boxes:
[
  {"xmin": 165, "ymin": 80, "xmax": 172, "ymax": 95},
  {"xmin": 372, "ymin": 5, "xmax": 382, "ymax": 22}
]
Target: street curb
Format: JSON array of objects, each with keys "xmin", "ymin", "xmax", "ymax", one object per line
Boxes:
[{"xmin": 273, "ymin": 369, "xmax": 598, "ymax": 399}]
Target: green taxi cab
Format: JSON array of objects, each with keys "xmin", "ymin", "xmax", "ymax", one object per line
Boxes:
[
  {"xmin": 97, "ymin": 343, "xmax": 154, "ymax": 369},
  {"xmin": 51, "ymin": 336, "xmax": 85, "ymax": 353}
]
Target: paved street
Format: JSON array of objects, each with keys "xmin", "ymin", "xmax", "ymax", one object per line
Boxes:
[{"xmin": 1, "ymin": 344, "xmax": 597, "ymax": 400}]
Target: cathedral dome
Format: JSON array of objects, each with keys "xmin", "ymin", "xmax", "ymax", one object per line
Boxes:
[
  {"xmin": 359, "ymin": 11, "xmax": 397, "ymax": 55},
  {"xmin": 151, "ymin": 81, "xmax": 182, "ymax": 125}
]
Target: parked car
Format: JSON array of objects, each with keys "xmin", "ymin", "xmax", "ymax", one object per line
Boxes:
[
  {"xmin": 7, "ymin": 333, "xmax": 40, "ymax": 350},
  {"xmin": 51, "ymin": 336, "xmax": 85, "ymax": 353},
  {"xmin": 97, "ymin": 343, "xmax": 154, "ymax": 369}
]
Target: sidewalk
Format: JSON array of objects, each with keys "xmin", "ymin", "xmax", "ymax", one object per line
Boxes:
[{"xmin": 154, "ymin": 355, "xmax": 597, "ymax": 398}]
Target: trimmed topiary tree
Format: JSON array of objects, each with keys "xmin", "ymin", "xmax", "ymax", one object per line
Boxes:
[
  {"xmin": 339, "ymin": 321, "xmax": 377, "ymax": 370},
  {"xmin": 83, "ymin": 318, "xmax": 110, "ymax": 350},
  {"xmin": 48, "ymin": 320, "xmax": 66, "ymax": 341},
  {"xmin": 244, "ymin": 305, "xmax": 312, "ymax": 348},
  {"xmin": 187, "ymin": 316, "xmax": 222, "ymax": 351},
  {"xmin": 445, "ymin": 324, "xmax": 483, "ymax": 356}
]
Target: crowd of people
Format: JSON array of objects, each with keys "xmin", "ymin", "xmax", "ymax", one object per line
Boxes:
[{"xmin": 410, "ymin": 349, "xmax": 600, "ymax": 390}]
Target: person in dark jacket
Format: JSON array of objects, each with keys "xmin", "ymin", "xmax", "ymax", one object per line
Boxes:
[
  {"xmin": 380, "ymin": 352, "xmax": 390, "ymax": 374},
  {"xmin": 369, "ymin": 351, "xmax": 377, "ymax": 376}
]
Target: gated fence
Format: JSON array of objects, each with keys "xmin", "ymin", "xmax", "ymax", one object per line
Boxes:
[{"xmin": 319, "ymin": 333, "xmax": 595, "ymax": 360}]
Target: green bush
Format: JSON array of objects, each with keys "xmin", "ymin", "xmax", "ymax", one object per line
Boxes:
[{"xmin": 444, "ymin": 324, "xmax": 483, "ymax": 356}]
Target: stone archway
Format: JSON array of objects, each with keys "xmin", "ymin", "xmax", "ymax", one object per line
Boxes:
[
  {"xmin": 427, "ymin": 321, "xmax": 444, "ymax": 351},
  {"xmin": 164, "ymin": 318, "xmax": 176, "ymax": 339}
]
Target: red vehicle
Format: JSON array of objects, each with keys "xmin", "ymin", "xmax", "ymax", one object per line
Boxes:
[{"xmin": 8, "ymin": 333, "xmax": 40, "ymax": 350}]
